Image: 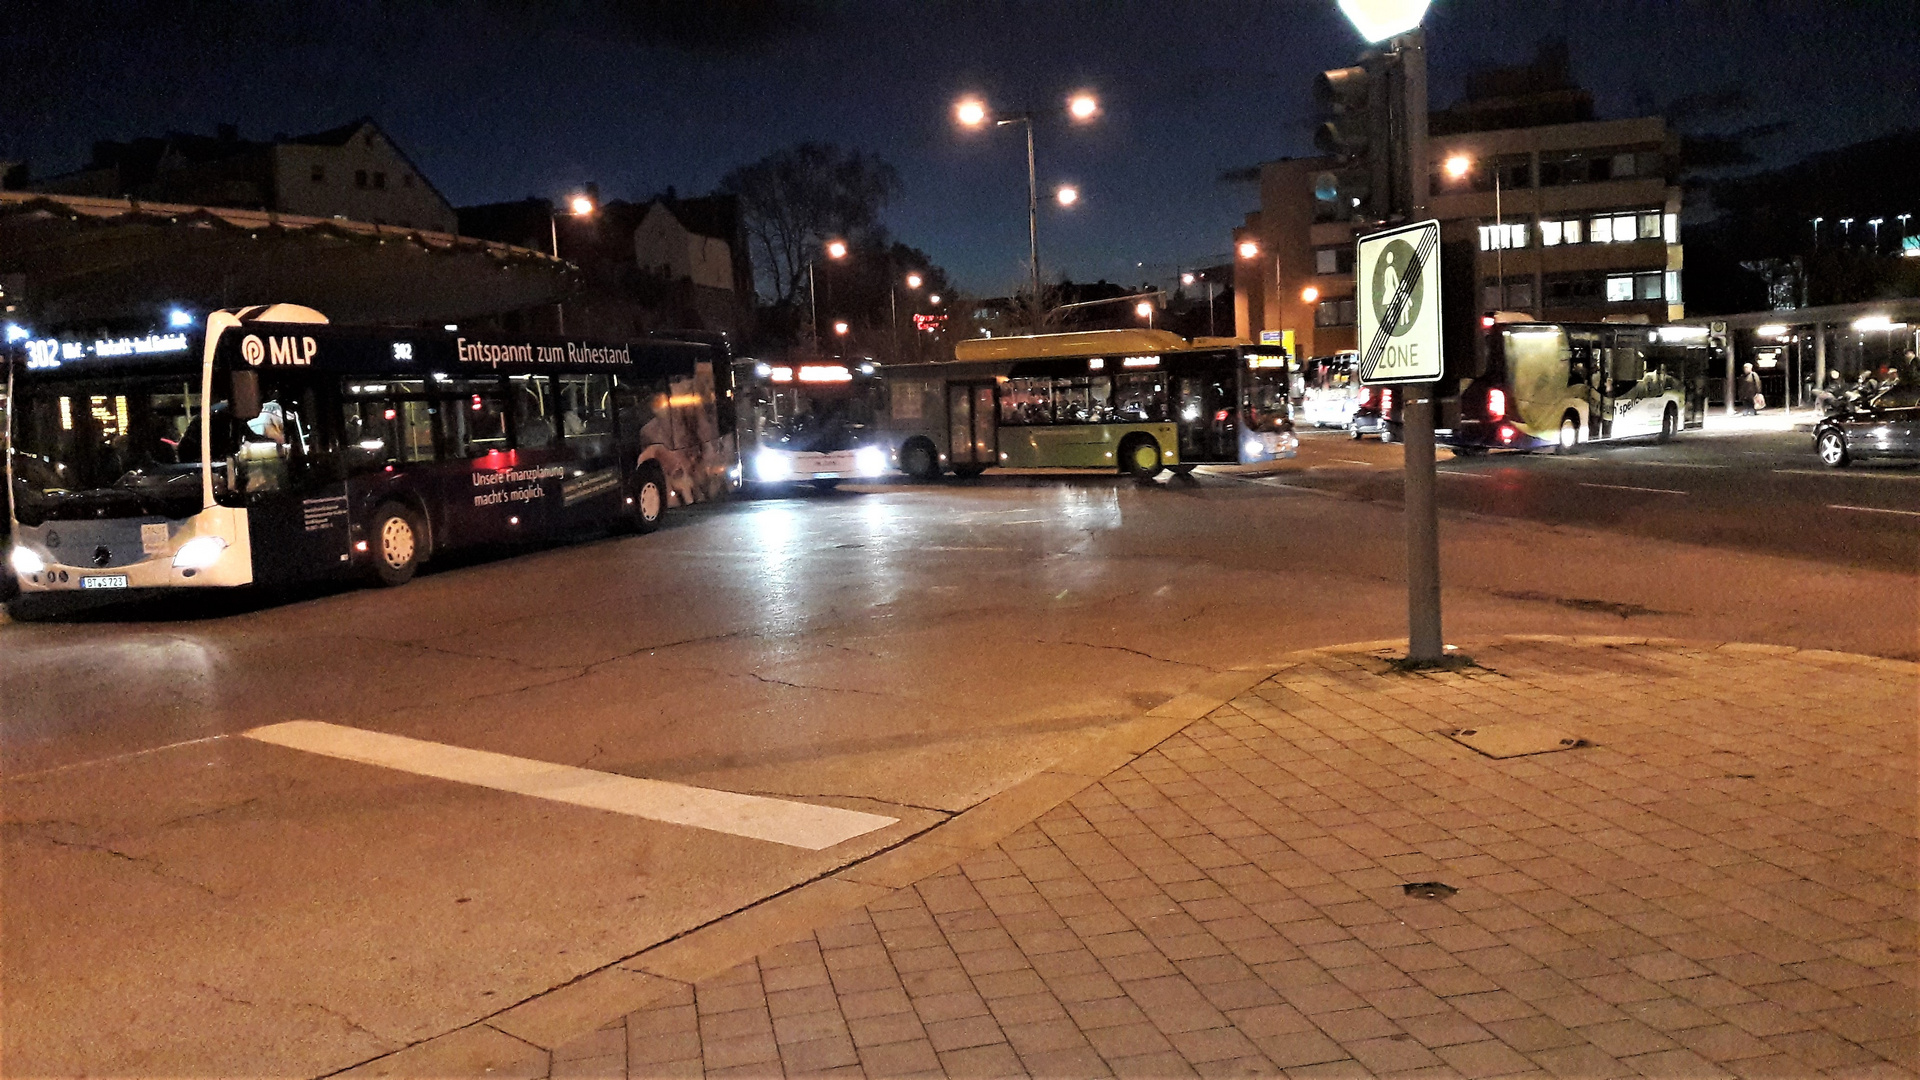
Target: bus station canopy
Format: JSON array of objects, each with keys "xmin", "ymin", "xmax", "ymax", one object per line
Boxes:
[{"xmin": 0, "ymin": 191, "xmax": 570, "ymax": 329}]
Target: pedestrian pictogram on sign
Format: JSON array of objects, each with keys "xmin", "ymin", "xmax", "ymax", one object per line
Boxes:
[{"xmin": 1355, "ymin": 219, "xmax": 1442, "ymax": 384}]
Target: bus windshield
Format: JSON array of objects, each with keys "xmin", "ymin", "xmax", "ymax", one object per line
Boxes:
[
  {"xmin": 1243, "ymin": 366, "xmax": 1292, "ymax": 433},
  {"xmin": 755, "ymin": 386, "xmax": 877, "ymax": 452},
  {"xmin": 9, "ymin": 373, "xmax": 225, "ymax": 523}
]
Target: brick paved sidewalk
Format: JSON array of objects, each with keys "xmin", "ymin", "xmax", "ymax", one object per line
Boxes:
[{"xmin": 542, "ymin": 638, "xmax": 1916, "ymax": 1080}]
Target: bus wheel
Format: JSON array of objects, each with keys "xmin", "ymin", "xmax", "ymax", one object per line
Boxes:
[
  {"xmin": 810, "ymin": 478, "xmax": 842, "ymax": 490},
  {"xmin": 901, "ymin": 438, "xmax": 940, "ymax": 481},
  {"xmin": 370, "ymin": 503, "xmax": 421, "ymax": 587},
  {"xmin": 632, "ymin": 466, "xmax": 666, "ymax": 533},
  {"xmin": 1659, "ymin": 404, "xmax": 1678, "ymax": 442},
  {"xmin": 1555, "ymin": 415, "xmax": 1580, "ymax": 454},
  {"xmin": 1124, "ymin": 437, "xmax": 1164, "ymax": 480}
]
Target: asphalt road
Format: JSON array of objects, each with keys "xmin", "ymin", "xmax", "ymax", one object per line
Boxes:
[{"xmin": 3, "ymin": 427, "xmax": 1914, "ymax": 1077}]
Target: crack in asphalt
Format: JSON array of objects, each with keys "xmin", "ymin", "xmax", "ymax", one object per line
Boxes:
[
  {"xmin": 1051, "ymin": 638, "xmax": 1215, "ymax": 670},
  {"xmin": 153, "ymin": 796, "xmax": 263, "ymax": 831},
  {"xmin": 34, "ymin": 830, "xmax": 234, "ymax": 901},
  {"xmin": 737, "ymin": 671, "xmax": 892, "ymax": 698}
]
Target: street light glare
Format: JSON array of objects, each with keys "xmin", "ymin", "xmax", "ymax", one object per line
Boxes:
[
  {"xmin": 929, "ymin": 294, "xmax": 941, "ymax": 305},
  {"xmin": 1181, "ymin": 272, "xmax": 1196, "ymax": 286},
  {"xmin": 1135, "ymin": 301, "xmax": 1153, "ymax": 319},
  {"xmin": 1067, "ymin": 93, "xmax": 1098, "ymax": 121},
  {"xmin": 569, "ymin": 195, "xmax": 595, "ymax": 216},
  {"xmin": 1301, "ymin": 286, "xmax": 1320, "ymax": 303},
  {"xmin": 906, "ymin": 273, "xmax": 923, "ymax": 289},
  {"xmin": 1443, "ymin": 154, "xmax": 1472, "ymax": 180},
  {"xmin": 833, "ymin": 320, "xmax": 850, "ymax": 335},
  {"xmin": 955, "ymin": 98, "xmax": 988, "ymax": 127},
  {"xmin": 1237, "ymin": 240, "xmax": 1260, "ymax": 259},
  {"xmin": 826, "ymin": 239, "xmax": 848, "ymax": 259},
  {"xmin": 1055, "ymin": 185, "xmax": 1079, "ymax": 207}
]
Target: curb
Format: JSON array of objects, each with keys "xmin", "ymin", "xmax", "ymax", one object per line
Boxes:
[{"xmin": 328, "ymin": 637, "xmax": 1915, "ymax": 1078}]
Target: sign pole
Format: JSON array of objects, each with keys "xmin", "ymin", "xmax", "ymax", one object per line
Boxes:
[{"xmin": 1398, "ymin": 29, "xmax": 1442, "ymax": 663}]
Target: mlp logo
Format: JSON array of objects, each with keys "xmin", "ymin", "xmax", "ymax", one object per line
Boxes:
[{"xmin": 240, "ymin": 334, "xmax": 317, "ymax": 366}]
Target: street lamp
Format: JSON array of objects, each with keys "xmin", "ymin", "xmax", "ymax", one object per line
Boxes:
[
  {"xmin": 809, "ymin": 238, "xmax": 849, "ymax": 343},
  {"xmin": 1055, "ymin": 185, "xmax": 1079, "ymax": 207},
  {"xmin": 1301, "ymin": 286, "xmax": 1320, "ymax": 303},
  {"xmin": 1812, "ymin": 216, "xmax": 1823, "ymax": 248},
  {"xmin": 1135, "ymin": 300, "xmax": 1154, "ymax": 327},
  {"xmin": 955, "ymin": 91, "xmax": 1098, "ymax": 301},
  {"xmin": 1869, "ymin": 218, "xmax": 1885, "ymax": 249},
  {"xmin": 833, "ymin": 320, "xmax": 850, "ymax": 337},
  {"xmin": 1237, "ymin": 240, "xmax": 1260, "ymax": 260},
  {"xmin": 549, "ymin": 193, "xmax": 595, "ymax": 333},
  {"xmin": 893, "ymin": 270, "xmax": 925, "ymax": 362},
  {"xmin": 1444, "ymin": 152, "xmax": 1503, "ymax": 305}
]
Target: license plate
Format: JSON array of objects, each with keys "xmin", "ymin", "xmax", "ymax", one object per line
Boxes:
[{"xmin": 80, "ymin": 575, "xmax": 129, "ymax": 590}]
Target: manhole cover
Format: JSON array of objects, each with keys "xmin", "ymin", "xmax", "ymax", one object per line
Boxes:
[
  {"xmin": 1402, "ymin": 881, "xmax": 1457, "ymax": 900},
  {"xmin": 1445, "ymin": 721, "xmax": 1588, "ymax": 758}
]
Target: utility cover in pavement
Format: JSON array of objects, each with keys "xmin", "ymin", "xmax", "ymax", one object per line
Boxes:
[{"xmin": 1445, "ymin": 721, "xmax": 1588, "ymax": 758}]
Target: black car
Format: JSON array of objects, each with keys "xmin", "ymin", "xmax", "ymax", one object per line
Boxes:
[{"xmin": 1814, "ymin": 389, "xmax": 1920, "ymax": 467}]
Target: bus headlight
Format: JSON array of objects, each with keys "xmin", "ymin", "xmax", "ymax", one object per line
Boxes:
[
  {"xmin": 1244, "ymin": 438, "xmax": 1263, "ymax": 460},
  {"xmin": 855, "ymin": 446, "xmax": 887, "ymax": 477},
  {"xmin": 9, "ymin": 545, "xmax": 46, "ymax": 575},
  {"xmin": 172, "ymin": 536, "xmax": 228, "ymax": 570},
  {"xmin": 754, "ymin": 450, "xmax": 791, "ymax": 482}
]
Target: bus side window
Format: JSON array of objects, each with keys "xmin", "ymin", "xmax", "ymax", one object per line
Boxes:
[
  {"xmin": 446, "ymin": 393, "xmax": 509, "ymax": 458},
  {"xmin": 510, "ymin": 376, "xmax": 554, "ymax": 449},
  {"xmin": 1113, "ymin": 373, "xmax": 1168, "ymax": 422},
  {"xmin": 557, "ymin": 374, "xmax": 614, "ymax": 456},
  {"xmin": 342, "ymin": 401, "xmax": 391, "ymax": 474}
]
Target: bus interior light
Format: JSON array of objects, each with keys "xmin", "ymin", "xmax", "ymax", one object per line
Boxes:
[
  {"xmin": 767, "ymin": 365, "xmax": 795, "ymax": 383},
  {"xmin": 171, "ymin": 535, "xmax": 228, "ymax": 570},
  {"xmin": 1088, "ymin": 358, "xmax": 1105, "ymax": 370},
  {"xmin": 798, "ymin": 365, "xmax": 853, "ymax": 383},
  {"xmin": 9, "ymin": 546, "xmax": 46, "ymax": 575},
  {"xmin": 1120, "ymin": 356, "xmax": 1159, "ymax": 368}
]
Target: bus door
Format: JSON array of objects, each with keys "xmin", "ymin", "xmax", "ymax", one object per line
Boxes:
[
  {"xmin": 1567, "ymin": 331, "xmax": 1603, "ymax": 439},
  {"xmin": 238, "ymin": 372, "xmax": 351, "ymax": 584},
  {"xmin": 947, "ymin": 382, "xmax": 997, "ymax": 468},
  {"xmin": 1175, "ymin": 363, "xmax": 1235, "ymax": 462},
  {"xmin": 1605, "ymin": 331, "xmax": 1657, "ymax": 438},
  {"xmin": 553, "ymin": 373, "xmax": 623, "ymax": 528}
]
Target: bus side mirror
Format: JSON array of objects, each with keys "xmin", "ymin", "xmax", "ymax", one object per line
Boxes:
[{"xmin": 231, "ymin": 371, "xmax": 262, "ymax": 422}]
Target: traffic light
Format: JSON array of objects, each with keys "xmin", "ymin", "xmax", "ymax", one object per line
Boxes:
[{"xmin": 1312, "ymin": 57, "xmax": 1389, "ymax": 222}]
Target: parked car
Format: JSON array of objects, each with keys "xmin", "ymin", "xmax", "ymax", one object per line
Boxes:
[{"xmin": 1814, "ymin": 388, "xmax": 1920, "ymax": 467}]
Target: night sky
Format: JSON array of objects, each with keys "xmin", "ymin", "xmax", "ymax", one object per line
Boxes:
[{"xmin": 7, "ymin": 1, "xmax": 1917, "ymax": 297}]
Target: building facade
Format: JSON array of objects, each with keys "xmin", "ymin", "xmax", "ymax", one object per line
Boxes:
[
  {"xmin": 32, "ymin": 119, "xmax": 457, "ymax": 234},
  {"xmin": 1236, "ymin": 47, "xmax": 1683, "ymax": 362}
]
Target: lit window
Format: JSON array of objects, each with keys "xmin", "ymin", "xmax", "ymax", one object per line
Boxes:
[
  {"xmin": 1591, "ymin": 216, "xmax": 1613, "ymax": 244},
  {"xmin": 1665, "ymin": 271, "xmax": 1683, "ymax": 303},
  {"xmin": 1564, "ymin": 219, "xmax": 1582, "ymax": 244},
  {"xmin": 1613, "ymin": 215, "xmax": 1637, "ymax": 241},
  {"xmin": 1509, "ymin": 223, "xmax": 1529, "ymax": 249},
  {"xmin": 1541, "ymin": 220, "xmax": 1563, "ymax": 246},
  {"xmin": 1663, "ymin": 213, "xmax": 1678, "ymax": 243},
  {"xmin": 1606, "ymin": 275, "xmax": 1634, "ymax": 302}
]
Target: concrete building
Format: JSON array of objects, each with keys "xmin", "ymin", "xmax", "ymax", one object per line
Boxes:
[
  {"xmin": 1236, "ymin": 44, "xmax": 1683, "ymax": 362},
  {"xmin": 31, "ymin": 119, "xmax": 457, "ymax": 234}
]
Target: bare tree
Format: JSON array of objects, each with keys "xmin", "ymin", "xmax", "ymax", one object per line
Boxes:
[{"xmin": 719, "ymin": 142, "xmax": 901, "ymax": 308}]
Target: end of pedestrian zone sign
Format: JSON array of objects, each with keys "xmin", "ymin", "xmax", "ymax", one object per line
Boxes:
[{"xmin": 1355, "ymin": 219, "xmax": 1443, "ymax": 385}]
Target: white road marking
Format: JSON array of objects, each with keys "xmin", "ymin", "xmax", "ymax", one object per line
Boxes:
[
  {"xmin": 1777, "ymin": 468, "xmax": 1920, "ymax": 481},
  {"xmin": 1437, "ymin": 471, "xmax": 1493, "ymax": 480},
  {"xmin": 1828, "ymin": 504, "xmax": 1920, "ymax": 518},
  {"xmin": 243, "ymin": 721, "xmax": 897, "ymax": 850},
  {"xmin": 1621, "ymin": 460, "xmax": 1729, "ymax": 469},
  {"xmin": 1579, "ymin": 482, "xmax": 1687, "ymax": 495}
]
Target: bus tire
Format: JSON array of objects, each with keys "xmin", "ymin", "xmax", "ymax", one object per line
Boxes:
[
  {"xmin": 632, "ymin": 465, "xmax": 667, "ymax": 533},
  {"xmin": 900, "ymin": 438, "xmax": 940, "ymax": 481},
  {"xmin": 1659, "ymin": 404, "xmax": 1678, "ymax": 442},
  {"xmin": 369, "ymin": 502, "xmax": 422, "ymax": 587},
  {"xmin": 1123, "ymin": 436, "xmax": 1164, "ymax": 480},
  {"xmin": 1555, "ymin": 414, "xmax": 1580, "ymax": 454},
  {"xmin": 810, "ymin": 478, "xmax": 842, "ymax": 490},
  {"xmin": 952, "ymin": 464, "xmax": 986, "ymax": 479}
]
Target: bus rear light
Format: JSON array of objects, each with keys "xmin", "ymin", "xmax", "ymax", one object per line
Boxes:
[
  {"xmin": 1487, "ymin": 388, "xmax": 1507, "ymax": 420},
  {"xmin": 1359, "ymin": 387, "xmax": 1373, "ymax": 407},
  {"xmin": 1498, "ymin": 424, "xmax": 1517, "ymax": 444},
  {"xmin": 355, "ymin": 541, "xmax": 369, "ymax": 552}
]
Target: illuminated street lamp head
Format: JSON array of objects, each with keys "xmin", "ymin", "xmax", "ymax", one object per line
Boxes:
[
  {"xmin": 955, "ymin": 98, "xmax": 988, "ymax": 127},
  {"xmin": 928, "ymin": 294, "xmax": 942, "ymax": 305},
  {"xmin": 833, "ymin": 320, "xmax": 850, "ymax": 336},
  {"xmin": 1055, "ymin": 185, "xmax": 1079, "ymax": 207},
  {"xmin": 569, "ymin": 195, "xmax": 595, "ymax": 216},
  {"xmin": 1135, "ymin": 301, "xmax": 1154, "ymax": 319},
  {"xmin": 1237, "ymin": 240, "xmax": 1260, "ymax": 259},
  {"xmin": 1301, "ymin": 286, "xmax": 1320, "ymax": 303},
  {"xmin": 905, "ymin": 273, "xmax": 923, "ymax": 289},
  {"xmin": 1338, "ymin": 0, "xmax": 1432, "ymax": 42},
  {"xmin": 1443, "ymin": 154, "xmax": 1472, "ymax": 181},
  {"xmin": 825, "ymin": 239, "xmax": 848, "ymax": 260},
  {"xmin": 1067, "ymin": 92, "xmax": 1099, "ymax": 121},
  {"xmin": 1181, "ymin": 272, "xmax": 1196, "ymax": 286}
]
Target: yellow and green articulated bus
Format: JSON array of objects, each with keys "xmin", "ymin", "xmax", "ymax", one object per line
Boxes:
[{"xmin": 874, "ymin": 329, "xmax": 1298, "ymax": 480}]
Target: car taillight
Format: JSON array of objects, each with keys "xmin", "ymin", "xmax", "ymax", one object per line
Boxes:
[
  {"xmin": 1487, "ymin": 387, "xmax": 1507, "ymax": 420},
  {"xmin": 1359, "ymin": 387, "xmax": 1374, "ymax": 407}
]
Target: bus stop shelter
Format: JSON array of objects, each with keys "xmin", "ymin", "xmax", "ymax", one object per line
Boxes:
[{"xmin": 1672, "ymin": 299, "xmax": 1920, "ymax": 415}]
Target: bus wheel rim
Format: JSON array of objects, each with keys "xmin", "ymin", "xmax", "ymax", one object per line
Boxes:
[
  {"xmin": 381, "ymin": 517, "xmax": 414, "ymax": 567},
  {"xmin": 641, "ymin": 482, "xmax": 663, "ymax": 519},
  {"xmin": 1135, "ymin": 445, "xmax": 1156, "ymax": 468}
]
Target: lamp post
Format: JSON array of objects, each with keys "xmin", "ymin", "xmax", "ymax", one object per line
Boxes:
[
  {"xmin": 1444, "ymin": 153, "xmax": 1504, "ymax": 307},
  {"xmin": 1811, "ymin": 217, "xmax": 1823, "ymax": 248},
  {"xmin": 549, "ymin": 193, "xmax": 595, "ymax": 334},
  {"xmin": 893, "ymin": 271, "xmax": 924, "ymax": 363},
  {"xmin": 809, "ymin": 238, "xmax": 849, "ymax": 344},
  {"xmin": 956, "ymin": 92, "xmax": 1097, "ymax": 303}
]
